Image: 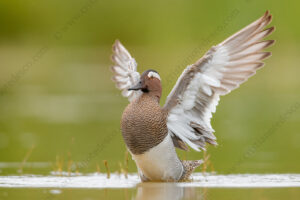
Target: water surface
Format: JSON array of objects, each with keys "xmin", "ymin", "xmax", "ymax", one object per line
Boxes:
[{"xmin": 1, "ymin": 173, "xmax": 300, "ymax": 200}]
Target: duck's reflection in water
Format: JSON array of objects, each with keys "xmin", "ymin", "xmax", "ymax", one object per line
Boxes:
[{"xmin": 135, "ymin": 182, "xmax": 204, "ymax": 200}]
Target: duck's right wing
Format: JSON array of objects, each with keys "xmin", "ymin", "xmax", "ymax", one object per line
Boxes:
[
  {"xmin": 111, "ymin": 40, "xmax": 142, "ymax": 102},
  {"xmin": 163, "ymin": 11, "xmax": 275, "ymax": 151}
]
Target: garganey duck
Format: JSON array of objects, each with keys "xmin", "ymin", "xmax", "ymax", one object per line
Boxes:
[{"xmin": 111, "ymin": 11, "xmax": 275, "ymax": 182}]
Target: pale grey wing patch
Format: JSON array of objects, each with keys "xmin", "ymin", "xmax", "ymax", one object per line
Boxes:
[
  {"xmin": 164, "ymin": 11, "xmax": 275, "ymax": 151},
  {"xmin": 111, "ymin": 40, "xmax": 142, "ymax": 102},
  {"xmin": 190, "ymin": 92, "xmax": 219, "ymax": 146}
]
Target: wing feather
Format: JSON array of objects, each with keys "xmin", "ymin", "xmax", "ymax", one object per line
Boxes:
[
  {"xmin": 111, "ymin": 40, "xmax": 142, "ymax": 101},
  {"xmin": 164, "ymin": 11, "xmax": 275, "ymax": 151}
]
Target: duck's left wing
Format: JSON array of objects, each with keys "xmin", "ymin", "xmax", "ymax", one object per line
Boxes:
[
  {"xmin": 163, "ymin": 11, "xmax": 275, "ymax": 151},
  {"xmin": 111, "ymin": 40, "xmax": 142, "ymax": 102}
]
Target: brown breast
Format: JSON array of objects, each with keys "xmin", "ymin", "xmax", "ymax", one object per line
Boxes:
[{"xmin": 121, "ymin": 94, "xmax": 168, "ymax": 155}]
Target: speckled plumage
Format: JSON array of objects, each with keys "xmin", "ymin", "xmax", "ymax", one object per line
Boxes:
[
  {"xmin": 180, "ymin": 160, "xmax": 203, "ymax": 181},
  {"xmin": 121, "ymin": 94, "xmax": 168, "ymax": 155}
]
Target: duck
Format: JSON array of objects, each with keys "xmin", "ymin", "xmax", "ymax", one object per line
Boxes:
[{"xmin": 110, "ymin": 11, "xmax": 275, "ymax": 182}]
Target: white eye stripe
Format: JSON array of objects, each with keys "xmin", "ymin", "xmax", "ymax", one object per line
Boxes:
[{"xmin": 148, "ymin": 71, "xmax": 161, "ymax": 80}]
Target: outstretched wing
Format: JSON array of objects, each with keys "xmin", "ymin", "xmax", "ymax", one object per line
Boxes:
[
  {"xmin": 163, "ymin": 11, "xmax": 275, "ymax": 151},
  {"xmin": 111, "ymin": 40, "xmax": 142, "ymax": 101}
]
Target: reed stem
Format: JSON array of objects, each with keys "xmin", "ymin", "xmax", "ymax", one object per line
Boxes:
[
  {"xmin": 103, "ymin": 160, "xmax": 110, "ymax": 179},
  {"xmin": 19, "ymin": 145, "xmax": 35, "ymax": 174},
  {"xmin": 124, "ymin": 150, "xmax": 129, "ymax": 179}
]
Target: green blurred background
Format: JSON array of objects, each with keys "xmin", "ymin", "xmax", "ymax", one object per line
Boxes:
[{"xmin": 0, "ymin": 0, "xmax": 299, "ymax": 175}]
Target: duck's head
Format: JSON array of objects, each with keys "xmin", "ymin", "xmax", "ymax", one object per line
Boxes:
[{"xmin": 128, "ymin": 69, "xmax": 162, "ymax": 99}]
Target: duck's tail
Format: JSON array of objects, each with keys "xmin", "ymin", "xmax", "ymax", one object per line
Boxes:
[{"xmin": 180, "ymin": 159, "xmax": 203, "ymax": 181}]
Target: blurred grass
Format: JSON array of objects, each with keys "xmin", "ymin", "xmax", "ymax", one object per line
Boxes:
[{"xmin": 0, "ymin": 0, "xmax": 299, "ymax": 175}]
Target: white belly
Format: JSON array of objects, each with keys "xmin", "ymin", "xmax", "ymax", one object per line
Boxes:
[{"xmin": 131, "ymin": 134, "xmax": 184, "ymax": 181}]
